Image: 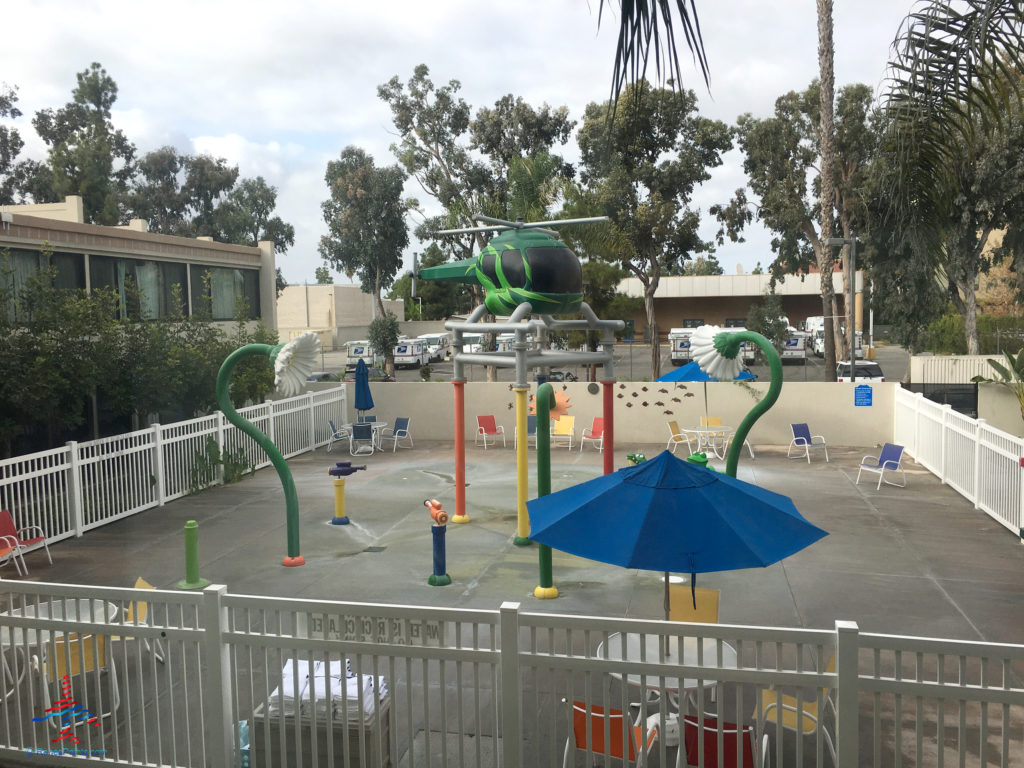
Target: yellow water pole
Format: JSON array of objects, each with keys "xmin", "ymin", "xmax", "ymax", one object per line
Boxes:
[{"xmin": 513, "ymin": 386, "xmax": 531, "ymax": 546}]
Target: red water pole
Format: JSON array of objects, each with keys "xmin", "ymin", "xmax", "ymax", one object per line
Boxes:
[
  {"xmin": 454, "ymin": 380, "xmax": 466, "ymax": 519},
  {"xmin": 602, "ymin": 380, "xmax": 614, "ymax": 475}
]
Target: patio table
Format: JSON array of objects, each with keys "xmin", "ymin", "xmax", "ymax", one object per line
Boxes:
[
  {"xmin": 688, "ymin": 425, "xmax": 732, "ymax": 458},
  {"xmin": 596, "ymin": 632, "xmax": 737, "ymax": 700},
  {"xmin": 0, "ymin": 598, "xmax": 120, "ymax": 648}
]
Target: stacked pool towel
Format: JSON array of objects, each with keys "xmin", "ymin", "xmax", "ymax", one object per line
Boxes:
[{"xmin": 266, "ymin": 658, "xmax": 388, "ymax": 722}]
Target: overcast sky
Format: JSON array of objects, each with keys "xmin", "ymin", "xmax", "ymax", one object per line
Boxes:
[{"xmin": 4, "ymin": 0, "xmax": 914, "ymax": 285}]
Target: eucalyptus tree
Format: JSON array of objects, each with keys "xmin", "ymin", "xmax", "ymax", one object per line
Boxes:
[
  {"xmin": 0, "ymin": 85, "xmax": 24, "ymax": 204},
  {"xmin": 319, "ymin": 146, "xmax": 409, "ymax": 354},
  {"xmin": 714, "ymin": 82, "xmax": 878, "ymax": 368},
  {"xmin": 575, "ymin": 81, "xmax": 732, "ymax": 379}
]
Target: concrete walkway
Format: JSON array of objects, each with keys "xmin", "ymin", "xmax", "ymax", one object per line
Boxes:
[{"xmin": 25, "ymin": 439, "xmax": 1024, "ymax": 647}]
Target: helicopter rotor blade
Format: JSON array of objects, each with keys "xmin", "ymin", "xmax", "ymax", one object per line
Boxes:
[{"xmin": 432, "ymin": 225, "xmax": 509, "ymax": 236}]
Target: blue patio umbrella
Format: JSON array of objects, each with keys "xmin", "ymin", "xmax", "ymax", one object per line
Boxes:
[
  {"xmin": 353, "ymin": 358, "xmax": 375, "ymax": 415},
  {"xmin": 527, "ymin": 449, "xmax": 827, "ymax": 616},
  {"xmin": 657, "ymin": 361, "xmax": 756, "ymax": 382}
]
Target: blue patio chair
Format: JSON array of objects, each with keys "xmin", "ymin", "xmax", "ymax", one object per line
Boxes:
[
  {"xmin": 380, "ymin": 417, "xmax": 413, "ymax": 452},
  {"xmin": 348, "ymin": 423, "xmax": 375, "ymax": 456},
  {"xmin": 856, "ymin": 443, "xmax": 906, "ymax": 489},
  {"xmin": 788, "ymin": 423, "xmax": 828, "ymax": 463},
  {"xmin": 327, "ymin": 420, "xmax": 350, "ymax": 453},
  {"xmin": 515, "ymin": 414, "xmax": 538, "ymax": 450}
]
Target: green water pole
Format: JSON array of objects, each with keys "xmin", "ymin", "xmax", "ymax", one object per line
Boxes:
[
  {"xmin": 533, "ymin": 383, "xmax": 558, "ymax": 598},
  {"xmin": 177, "ymin": 520, "xmax": 210, "ymax": 589},
  {"xmin": 716, "ymin": 331, "xmax": 784, "ymax": 478},
  {"xmin": 216, "ymin": 343, "xmax": 304, "ymax": 566}
]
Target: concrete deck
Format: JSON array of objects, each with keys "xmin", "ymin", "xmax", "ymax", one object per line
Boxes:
[{"xmin": 24, "ymin": 439, "xmax": 1024, "ymax": 645}]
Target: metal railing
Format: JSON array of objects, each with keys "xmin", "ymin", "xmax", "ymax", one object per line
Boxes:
[
  {"xmin": 0, "ymin": 388, "xmax": 347, "ymax": 544},
  {"xmin": 0, "ymin": 581, "xmax": 1021, "ymax": 767},
  {"xmin": 894, "ymin": 387, "xmax": 1023, "ymax": 536}
]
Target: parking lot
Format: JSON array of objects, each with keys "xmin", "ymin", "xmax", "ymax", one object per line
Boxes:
[{"xmin": 311, "ymin": 340, "xmax": 911, "ymax": 384}]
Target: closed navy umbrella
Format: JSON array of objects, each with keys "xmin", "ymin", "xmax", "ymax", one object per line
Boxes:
[
  {"xmin": 353, "ymin": 358, "xmax": 375, "ymax": 416},
  {"xmin": 528, "ymin": 449, "xmax": 827, "ymax": 616}
]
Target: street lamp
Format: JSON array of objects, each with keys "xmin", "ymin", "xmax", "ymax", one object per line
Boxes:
[{"xmin": 826, "ymin": 235, "xmax": 859, "ymax": 383}]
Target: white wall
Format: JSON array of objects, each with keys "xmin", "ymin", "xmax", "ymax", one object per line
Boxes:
[
  {"xmin": 347, "ymin": 381, "xmax": 895, "ymax": 448},
  {"xmin": 977, "ymin": 382, "xmax": 1024, "ymax": 437}
]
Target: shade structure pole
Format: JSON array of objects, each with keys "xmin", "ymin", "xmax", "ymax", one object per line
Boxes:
[
  {"xmin": 452, "ymin": 380, "xmax": 468, "ymax": 523},
  {"xmin": 601, "ymin": 380, "xmax": 615, "ymax": 475},
  {"xmin": 718, "ymin": 331, "xmax": 783, "ymax": 478},
  {"xmin": 216, "ymin": 344, "xmax": 304, "ymax": 566},
  {"xmin": 534, "ymin": 383, "xmax": 558, "ymax": 598},
  {"xmin": 513, "ymin": 386, "xmax": 530, "ymax": 544}
]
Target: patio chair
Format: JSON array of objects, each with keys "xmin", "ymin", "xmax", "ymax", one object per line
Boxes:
[
  {"xmin": 111, "ymin": 577, "xmax": 165, "ymax": 664},
  {"xmin": 700, "ymin": 416, "xmax": 729, "ymax": 457},
  {"xmin": 788, "ymin": 423, "xmax": 829, "ymax": 463},
  {"xmin": 476, "ymin": 415, "xmax": 506, "ymax": 448},
  {"xmin": 379, "ymin": 417, "xmax": 413, "ymax": 452},
  {"xmin": 348, "ymin": 422, "xmax": 375, "ymax": 456},
  {"xmin": 668, "ymin": 586, "xmax": 720, "ymax": 624},
  {"xmin": 724, "ymin": 432, "xmax": 756, "ymax": 460},
  {"xmin": 856, "ymin": 443, "xmax": 906, "ymax": 489},
  {"xmin": 753, "ymin": 656, "xmax": 836, "ymax": 766},
  {"xmin": 561, "ymin": 698, "xmax": 659, "ymax": 768},
  {"xmin": 667, "ymin": 421, "xmax": 698, "ymax": 455},
  {"xmin": 0, "ymin": 509, "xmax": 51, "ymax": 574},
  {"xmin": 682, "ymin": 713, "xmax": 770, "ymax": 768},
  {"xmin": 515, "ymin": 414, "xmax": 538, "ymax": 450},
  {"xmin": 33, "ymin": 633, "xmax": 120, "ymax": 726},
  {"xmin": 551, "ymin": 416, "xmax": 575, "ymax": 450},
  {"xmin": 580, "ymin": 417, "xmax": 605, "ymax": 452},
  {"xmin": 0, "ymin": 534, "xmax": 26, "ymax": 577},
  {"xmin": 327, "ymin": 420, "xmax": 350, "ymax": 453}
]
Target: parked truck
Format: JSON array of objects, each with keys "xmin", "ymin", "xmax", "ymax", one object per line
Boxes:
[{"xmin": 668, "ymin": 328, "xmax": 693, "ymax": 365}]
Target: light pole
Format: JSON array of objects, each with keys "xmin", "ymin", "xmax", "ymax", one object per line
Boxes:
[{"xmin": 826, "ymin": 235, "xmax": 859, "ymax": 382}]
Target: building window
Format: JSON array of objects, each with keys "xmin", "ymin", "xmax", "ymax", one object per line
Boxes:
[
  {"xmin": 725, "ymin": 318, "xmax": 747, "ymax": 328},
  {"xmin": 189, "ymin": 265, "xmax": 260, "ymax": 320},
  {"xmin": 682, "ymin": 318, "xmax": 704, "ymax": 328},
  {"xmin": 90, "ymin": 255, "xmax": 187, "ymax": 320},
  {"xmin": 2, "ymin": 249, "xmax": 86, "ymax": 319}
]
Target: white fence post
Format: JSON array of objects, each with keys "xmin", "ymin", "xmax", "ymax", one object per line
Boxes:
[
  {"xmin": 974, "ymin": 419, "xmax": 985, "ymax": 509},
  {"xmin": 940, "ymin": 404, "xmax": 951, "ymax": 484},
  {"xmin": 500, "ymin": 601, "xmax": 521, "ymax": 768},
  {"xmin": 835, "ymin": 619, "xmax": 860, "ymax": 768},
  {"xmin": 66, "ymin": 441, "xmax": 85, "ymax": 538},
  {"xmin": 308, "ymin": 392, "xmax": 316, "ymax": 451},
  {"xmin": 216, "ymin": 412, "xmax": 226, "ymax": 487},
  {"xmin": 202, "ymin": 584, "xmax": 233, "ymax": 768},
  {"xmin": 266, "ymin": 402, "xmax": 275, "ymax": 447},
  {"xmin": 152, "ymin": 424, "xmax": 166, "ymax": 506}
]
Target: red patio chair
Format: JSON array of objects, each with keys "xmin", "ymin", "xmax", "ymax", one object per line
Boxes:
[
  {"xmin": 683, "ymin": 713, "xmax": 769, "ymax": 767},
  {"xmin": 579, "ymin": 417, "xmax": 605, "ymax": 452},
  {"xmin": 475, "ymin": 415, "xmax": 505, "ymax": 449},
  {"xmin": 0, "ymin": 509, "xmax": 51, "ymax": 574}
]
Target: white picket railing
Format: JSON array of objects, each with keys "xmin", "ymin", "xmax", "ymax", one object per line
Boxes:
[
  {"xmin": 0, "ymin": 581, "xmax": 1020, "ymax": 767},
  {"xmin": 0, "ymin": 388, "xmax": 347, "ymax": 543},
  {"xmin": 894, "ymin": 387, "xmax": 1024, "ymax": 536}
]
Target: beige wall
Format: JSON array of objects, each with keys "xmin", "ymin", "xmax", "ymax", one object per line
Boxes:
[
  {"xmin": 977, "ymin": 383, "xmax": 1024, "ymax": 437},
  {"xmin": 344, "ymin": 380, "xmax": 895, "ymax": 449},
  {"xmin": 278, "ymin": 284, "xmax": 405, "ymax": 343}
]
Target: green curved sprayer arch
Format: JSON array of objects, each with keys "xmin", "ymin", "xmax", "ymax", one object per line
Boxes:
[{"xmin": 216, "ymin": 343, "xmax": 303, "ymax": 566}]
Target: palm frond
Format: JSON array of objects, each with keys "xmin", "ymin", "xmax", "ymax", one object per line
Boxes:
[{"xmin": 599, "ymin": 0, "xmax": 710, "ymax": 103}]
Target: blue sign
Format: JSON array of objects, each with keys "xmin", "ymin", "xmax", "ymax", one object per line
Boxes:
[{"xmin": 854, "ymin": 384, "xmax": 873, "ymax": 407}]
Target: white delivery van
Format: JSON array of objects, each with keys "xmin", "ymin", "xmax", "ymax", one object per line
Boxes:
[
  {"xmin": 393, "ymin": 338, "xmax": 429, "ymax": 369},
  {"xmin": 345, "ymin": 340, "xmax": 375, "ymax": 370},
  {"xmin": 782, "ymin": 331, "xmax": 808, "ymax": 364},
  {"xmin": 416, "ymin": 332, "xmax": 451, "ymax": 362},
  {"xmin": 667, "ymin": 328, "xmax": 693, "ymax": 365},
  {"xmin": 496, "ymin": 333, "xmax": 516, "ymax": 353},
  {"xmin": 459, "ymin": 334, "xmax": 484, "ymax": 354}
]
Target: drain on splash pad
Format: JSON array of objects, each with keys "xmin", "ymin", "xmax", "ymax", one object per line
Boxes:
[{"xmin": 364, "ymin": 546, "xmax": 386, "ymax": 553}]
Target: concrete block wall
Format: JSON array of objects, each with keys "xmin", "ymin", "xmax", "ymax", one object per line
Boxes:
[{"xmin": 346, "ymin": 380, "xmax": 896, "ymax": 450}]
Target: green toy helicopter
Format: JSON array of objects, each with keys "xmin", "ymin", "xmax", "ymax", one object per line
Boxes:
[{"xmin": 418, "ymin": 215, "xmax": 607, "ymax": 316}]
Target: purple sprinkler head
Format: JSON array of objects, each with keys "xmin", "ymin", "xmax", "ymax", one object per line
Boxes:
[{"xmin": 328, "ymin": 461, "xmax": 367, "ymax": 477}]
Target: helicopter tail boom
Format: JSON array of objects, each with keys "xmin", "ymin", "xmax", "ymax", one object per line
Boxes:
[{"xmin": 418, "ymin": 257, "xmax": 481, "ymax": 285}]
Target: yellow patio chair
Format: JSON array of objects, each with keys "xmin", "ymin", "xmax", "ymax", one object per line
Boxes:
[
  {"xmin": 33, "ymin": 633, "xmax": 120, "ymax": 727},
  {"xmin": 551, "ymin": 416, "xmax": 575, "ymax": 450},
  {"xmin": 666, "ymin": 420, "xmax": 698, "ymax": 455},
  {"xmin": 111, "ymin": 577, "xmax": 166, "ymax": 663},
  {"xmin": 668, "ymin": 585, "xmax": 720, "ymax": 624},
  {"xmin": 753, "ymin": 655, "xmax": 837, "ymax": 765}
]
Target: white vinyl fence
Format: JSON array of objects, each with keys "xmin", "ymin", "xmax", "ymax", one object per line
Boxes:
[
  {"xmin": 0, "ymin": 581, "xmax": 1021, "ymax": 768},
  {"xmin": 0, "ymin": 388, "xmax": 347, "ymax": 543},
  {"xmin": 894, "ymin": 387, "xmax": 1024, "ymax": 537}
]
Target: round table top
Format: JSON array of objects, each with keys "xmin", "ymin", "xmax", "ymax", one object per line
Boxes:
[{"xmin": 596, "ymin": 632, "xmax": 737, "ymax": 692}]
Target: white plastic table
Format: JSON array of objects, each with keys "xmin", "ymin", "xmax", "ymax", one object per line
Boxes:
[
  {"xmin": 0, "ymin": 598, "xmax": 120, "ymax": 647},
  {"xmin": 688, "ymin": 426, "xmax": 733, "ymax": 458},
  {"xmin": 596, "ymin": 632, "xmax": 737, "ymax": 696}
]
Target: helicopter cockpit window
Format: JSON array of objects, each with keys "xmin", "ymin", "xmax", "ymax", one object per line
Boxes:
[
  {"xmin": 480, "ymin": 252, "xmax": 498, "ymax": 285},
  {"xmin": 525, "ymin": 247, "xmax": 582, "ymax": 294},
  {"xmin": 499, "ymin": 250, "xmax": 526, "ymax": 288}
]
